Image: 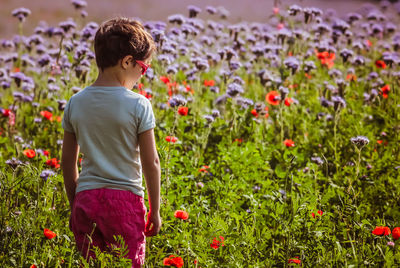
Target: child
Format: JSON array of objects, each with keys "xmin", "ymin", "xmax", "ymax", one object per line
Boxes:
[{"xmin": 61, "ymin": 17, "xmax": 161, "ymax": 267}]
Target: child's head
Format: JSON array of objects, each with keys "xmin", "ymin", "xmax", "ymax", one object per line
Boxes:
[{"xmin": 94, "ymin": 17, "xmax": 156, "ymax": 74}]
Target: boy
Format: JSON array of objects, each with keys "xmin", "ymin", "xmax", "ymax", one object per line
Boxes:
[{"xmin": 61, "ymin": 17, "xmax": 161, "ymax": 267}]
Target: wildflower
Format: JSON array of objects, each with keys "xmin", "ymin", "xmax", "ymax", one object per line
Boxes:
[
  {"xmin": 23, "ymin": 149, "xmax": 36, "ymax": 158},
  {"xmin": 188, "ymin": 5, "xmax": 201, "ymax": 18},
  {"xmin": 346, "ymin": 74, "xmax": 357, "ymax": 81},
  {"xmin": 210, "ymin": 236, "xmax": 225, "ymax": 249},
  {"xmin": 12, "ymin": 7, "xmax": 31, "ymax": 22},
  {"xmin": 199, "ymin": 165, "xmax": 210, "ymax": 172},
  {"xmin": 284, "ymin": 98, "xmax": 294, "ymax": 107},
  {"xmin": 284, "ymin": 139, "xmax": 295, "ymax": 147},
  {"xmin": 46, "ymin": 158, "xmax": 60, "ymax": 169},
  {"xmin": 375, "ymin": 60, "xmax": 387, "ymax": 69},
  {"xmin": 392, "ymin": 227, "xmax": 400, "ymax": 240},
  {"xmin": 311, "ymin": 210, "xmax": 323, "ymax": 218},
  {"xmin": 388, "ymin": 241, "xmax": 395, "ymax": 247},
  {"xmin": 71, "ymin": 0, "xmax": 87, "ymax": 10},
  {"xmin": 372, "ymin": 226, "xmax": 391, "ymax": 236},
  {"xmin": 160, "ymin": 76, "xmax": 170, "ymax": 84},
  {"xmin": 204, "ymin": 80, "xmax": 215, "ymax": 87},
  {"xmin": 177, "ymin": 107, "xmax": 188, "ymax": 116},
  {"xmin": 174, "ymin": 210, "xmax": 189, "ymax": 220},
  {"xmin": 40, "ymin": 169, "xmax": 56, "ymax": 182},
  {"xmin": 251, "ymin": 109, "xmax": 258, "ymax": 117},
  {"xmin": 163, "ymin": 255, "xmax": 184, "ymax": 267},
  {"xmin": 266, "ymin": 91, "xmax": 280, "ymax": 105},
  {"xmin": 5, "ymin": 157, "xmax": 23, "ymax": 169},
  {"xmin": 350, "ymin": 136, "xmax": 369, "ymax": 148},
  {"xmin": 380, "ymin": 84, "xmax": 390, "ymax": 98},
  {"xmin": 288, "ymin": 258, "xmax": 301, "ymax": 264},
  {"xmin": 196, "ymin": 182, "xmax": 204, "ymax": 188},
  {"xmin": 30, "ymin": 265, "xmax": 37, "ymax": 268},
  {"xmin": 165, "ymin": 136, "xmax": 178, "ymax": 143},
  {"xmin": 40, "ymin": 111, "xmax": 53, "ymax": 121},
  {"xmin": 44, "ymin": 228, "xmax": 57, "ymax": 239},
  {"xmin": 316, "ymin": 51, "xmax": 335, "ymax": 68}
]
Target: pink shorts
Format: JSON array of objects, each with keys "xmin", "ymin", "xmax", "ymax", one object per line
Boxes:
[{"xmin": 69, "ymin": 188, "xmax": 147, "ymax": 267}]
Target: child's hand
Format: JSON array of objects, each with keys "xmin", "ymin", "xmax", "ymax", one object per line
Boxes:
[{"xmin": 144, "ymin": 211, "xmax": 161, "ymax": 237}]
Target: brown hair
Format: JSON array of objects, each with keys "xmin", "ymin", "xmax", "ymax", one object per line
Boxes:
[{"xmin": 94, "ymin": 17, "xmax": 156, "ymax": 71}]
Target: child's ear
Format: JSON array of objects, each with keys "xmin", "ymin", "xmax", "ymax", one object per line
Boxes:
[{"xmin": 121, "ymin": 55, "xmax": 133, "ymax": 69}]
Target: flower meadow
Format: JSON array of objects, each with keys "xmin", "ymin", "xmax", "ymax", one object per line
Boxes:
[{"xmin": 1, "ymin": 0, "xmax": 400, "ymax": 267}]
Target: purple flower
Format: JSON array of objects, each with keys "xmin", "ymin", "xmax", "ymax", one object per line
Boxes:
[
  {"xmin": 215, "ymin": 94, "xmax": 229, "ymax": 105},
  {"xmin": 12, "ymin": 8, "xmax": 31, "ymax": 22},
  {"xmin": 168, "ymin": 14, "xmax": 186, "ymax": 25},
  {"xmin": 6, "ymin": 158, "xmax": 23, "ymax": 169},
  {"xmin": 226, "ymin": 83, "xmax": 244, "ymax": 97},
  {"xmin": 350, "ymin": 136, "xmax": 370, "ymax": 147},
  {"xmin": 10, "ymin": 72, "xmax": 26, "ymax": 87},
  {"xmin": 288, "ymin": 5, "xmax": 302, "ymax": 16},
  {"xmin": 40, "ymin": 170, "xmax": 56, "ymax": 182},
  {"xmin": 168, "ymin": 95, "xmax": 187, "ymax": 108},
  {"xmin": 71, "ymin": 0, "xmax": 87, "ymax": 10},
  {"xmin": 203, "ymin": 115, "xmax": 214, "ymax": 123},
  {"xmin": 206, "ymin": 6, "xmax": 217, "ymax": 15},
  {"xmin": 59, "ymin": 20, "xmax": 77, "ymax": 33},
  {"xmin": 188, "ymin": 5, "xmax": 201, "ymax": 18}
]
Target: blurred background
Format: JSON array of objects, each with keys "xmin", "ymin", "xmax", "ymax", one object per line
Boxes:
[{"xmin": 0, "ymin": 0, "xmax": 395, "ymax": 38}]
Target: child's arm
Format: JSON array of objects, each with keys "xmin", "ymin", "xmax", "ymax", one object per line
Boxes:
[
  {"xmin": 61, "ymin": 130, "xmax": 80, "ymax": 209},
  {"xmin": 138, "ymin": 128, "xmax": 161, "ymax": 236}
]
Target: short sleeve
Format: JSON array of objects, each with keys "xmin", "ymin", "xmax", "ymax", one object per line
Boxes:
[
  {"xmin": 62, "ymin": 98, "xmax": 74, "ymax": 133},
  {"xmin": 137, "ymin": 97, "xmax": 156, "ymax": 134}
]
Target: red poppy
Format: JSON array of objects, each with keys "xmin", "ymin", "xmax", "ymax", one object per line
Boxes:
[
  {"xmin": 277, "ymin": 23, "xmax": 284, "ymax": 30},
  {"xmin": 251, "ymin": 109, "xmax": 258, "ymax": 117},
  {"xmin": 30, "ymin": 265, "xmax": 37, "ymax": 268},
  {"xmin": 174, "ymin": 210, "xmax": 189, "ymax": 220},
  {"xmin": 204, "ymin": 80, "xmax": 215, "ymax": 87},
  {"xmin": 165, "ymin": 136, "xmax": 178, "ymax": 143},
  {"xmin": 375, "ymin": 60, "xmax": 387, "ymax": 69},
  {"xmin": 199, "ymin": 165, "xmax": 210, "ymax": 172},
  {"xmin": 346, "ymin": 74, "xmax": 357, "ymax": 81},
  {"xmin": 163, "ymin": 255, "xmax": 183, "ymax": 267},
  {"xmin": 317, "ymin": 210, "xmax": 323, "ymax": 216},
  {"xmin": 273, "ymin": 7, "xmax": 279, "ymax": 15},
  {"xmin": 266, "ymin": 91, "xmax": 280, "ymax": 105},
  {"xmin": 372, "ymin": 226, "xmax": 391, "ymax": 236},
  {"xmin": 177, "ymin": 107, "xmax": 188, "ymax": 116},
  {"xmin": 23, "ymin": 149, "xmax": 36, "ymax": 158},
  {"xmin": 284, "ymin": 139, "xmax": 295, "ymax": 147},
  {"xmin": 316, "ymin": 51, "xmax": 335, "ymax": 68},
  {"xmin": 40, "ymin": 111, "xmax": 53, "ymax": 121},
  {"xmin": 210, "ymin": 236, "xmax": 225, "ymax": 250},
  {"xmin": 380, "ymin": 85, "xmax": 390, "ymax": 98},
  {"xmin": 304, "ymin": 73, "xmax": 312, "ymax": 79},
  {"xmin": 392, "ymin": 227, "xmax": 400, "ymax": 240},
  {"xmin": 284, "ymin": 98, "xmax": 293, "ymax": 107},
  {"xmin": 233, "ymin": 138, "xmax": 243, "ymax": 144},
  {"xmin": 43, "ymin": 150, "xmax": 50, "ymax": 157},
  {"xmin": 2, "ymin": 109, "xmax": 11, "ymax": 117},
  {"xmin": 365, "ymin": 39, "xmax": 372, "ymax": 47},
  {"xmin": 44, "ymin": 228, "xmax": 57, "ymax": 239},
  {"xmin": 288, "ymin": 258, "xmax": 301, "ymax": 264},
  {"xmin": 139, "ymin": 90, "xmax": 152, "ymax": 99},
  {"xmin": 160, "ymin": 76, "xmax": 170, "ymax": 84},
  {"xmin": 137, "ymin": 83, "xmax": 144, "ymax": 90},
  {"xmin": 46, "ymin": 158, "xmax": 60, "ymax": 169}
]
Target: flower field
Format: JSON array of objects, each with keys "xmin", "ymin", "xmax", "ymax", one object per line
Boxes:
[{"xmin": 1, "ymin": 1, "xmax": 400, "ymax": 267}]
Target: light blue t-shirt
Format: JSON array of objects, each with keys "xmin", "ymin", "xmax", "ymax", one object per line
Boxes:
[{"xmin": 62, "ymin": 86, "xmax": 156, "ymax": 197}]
